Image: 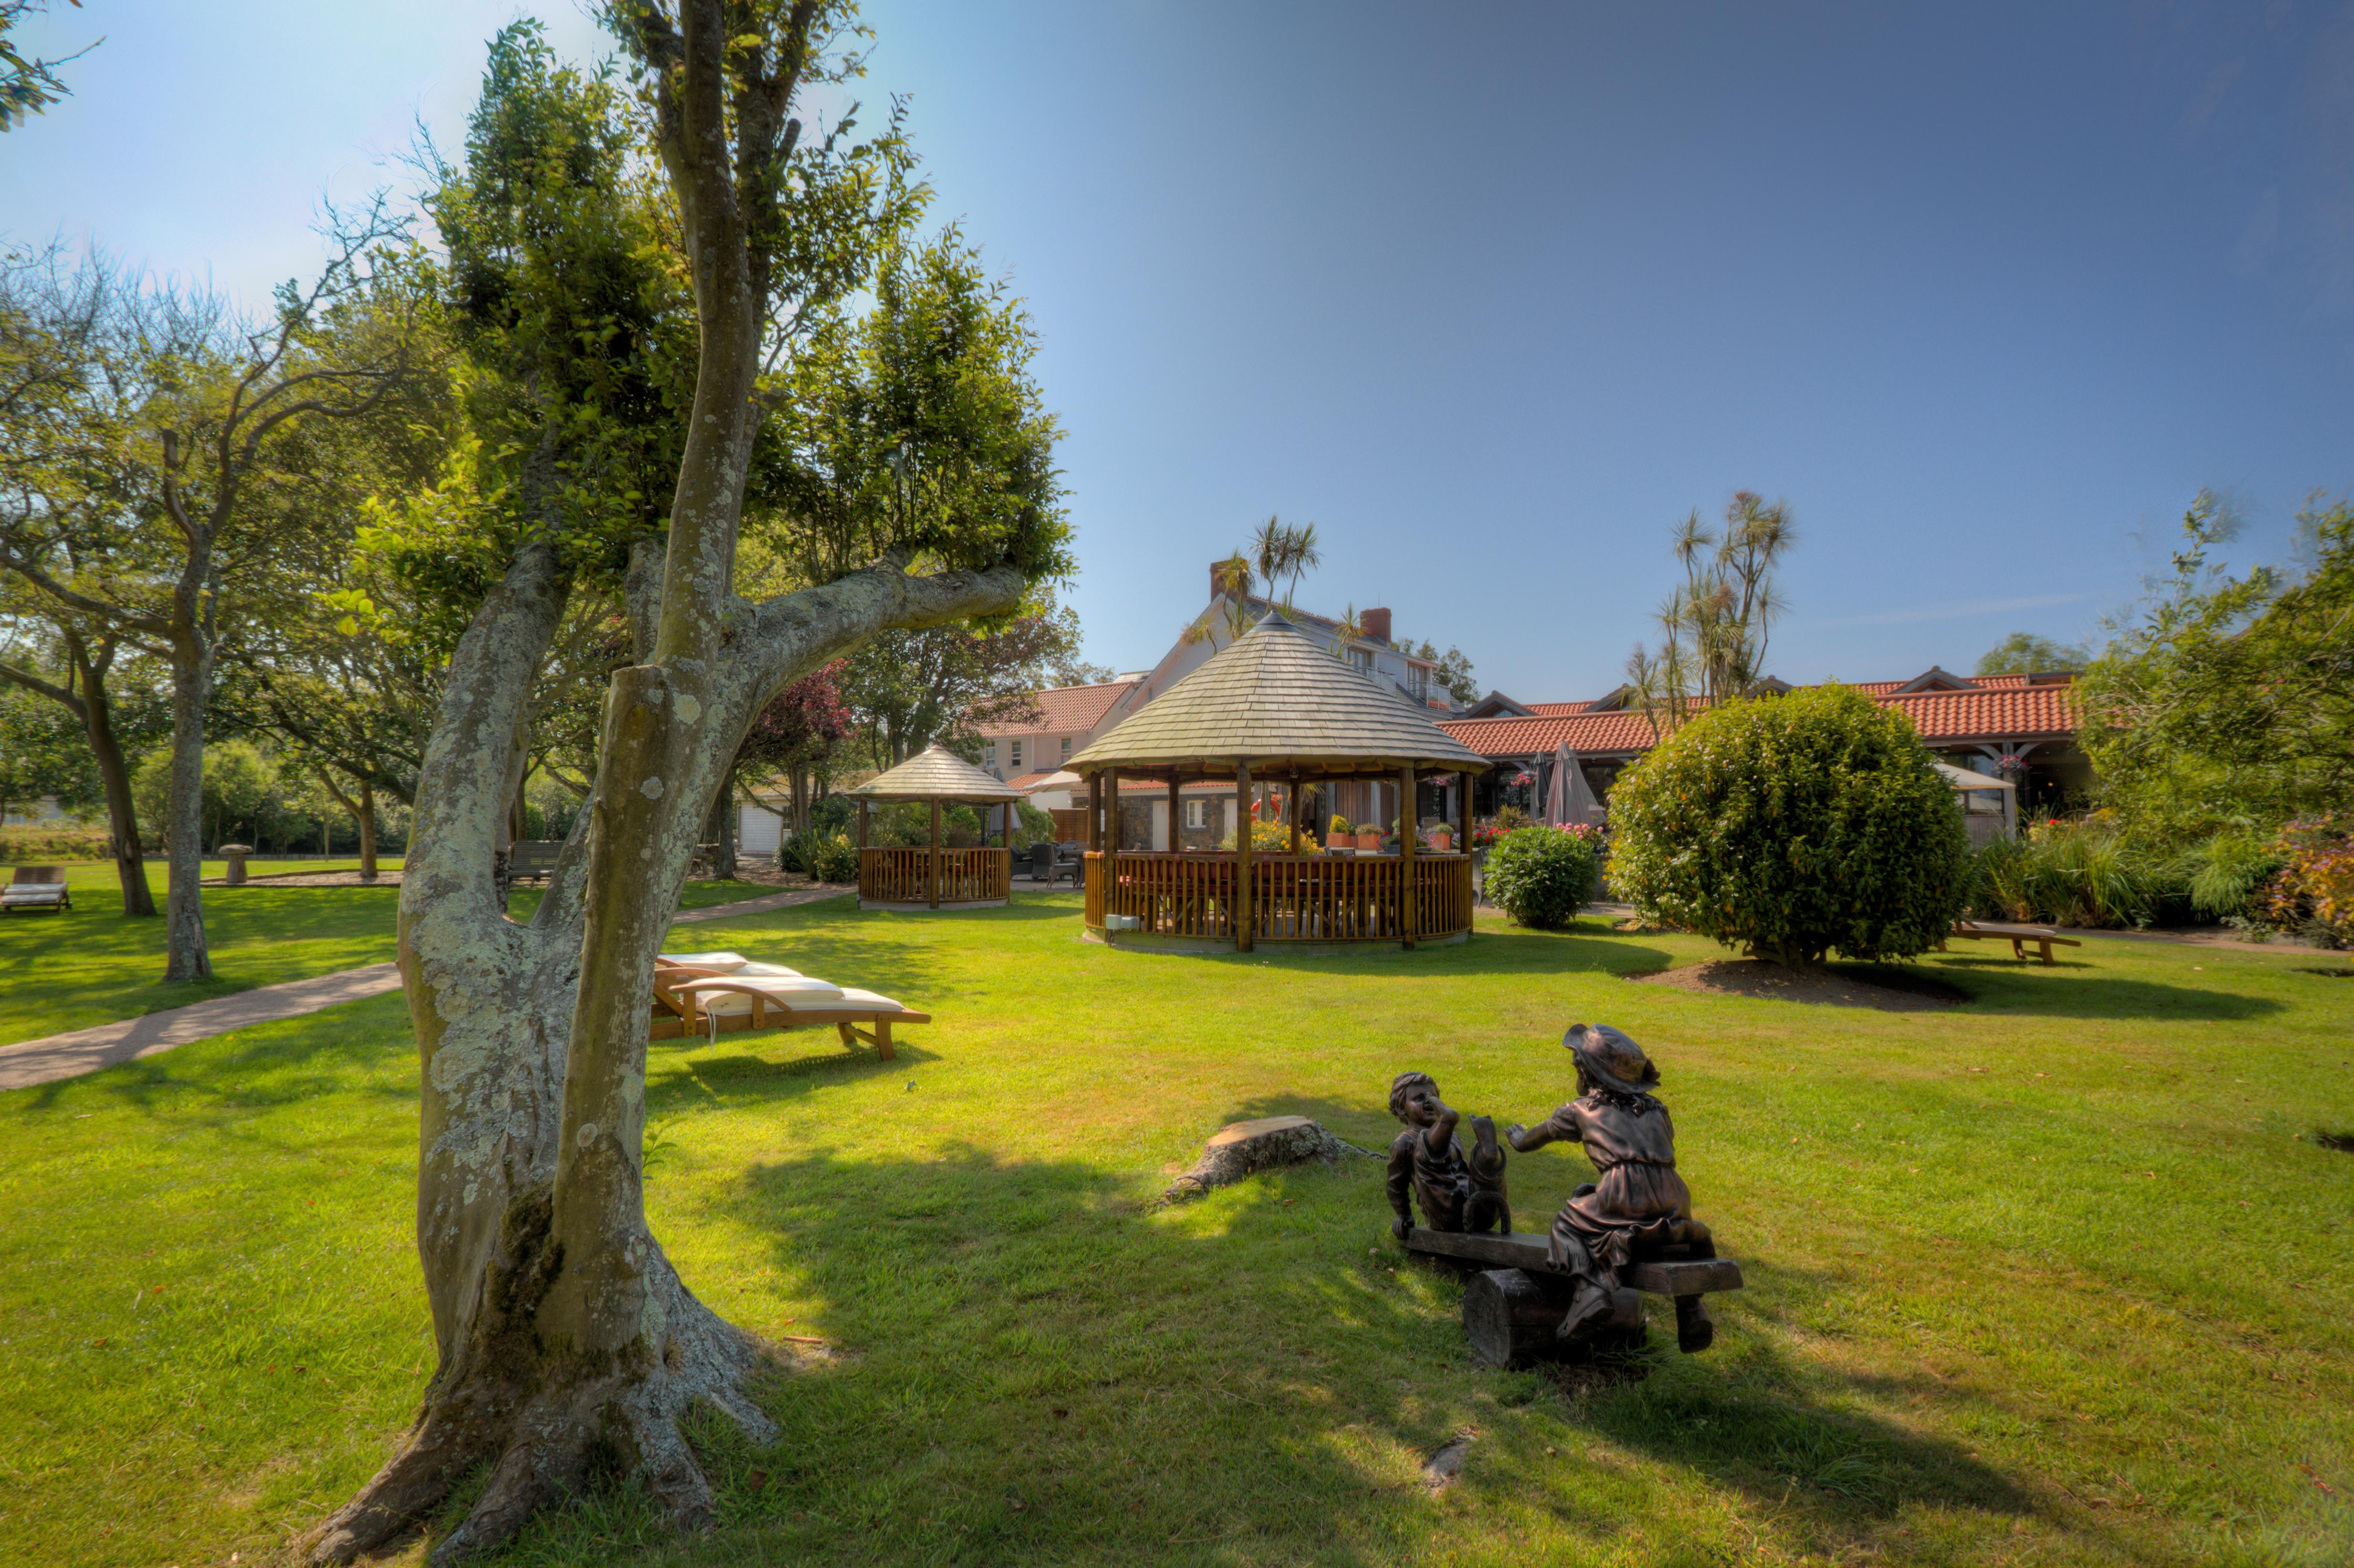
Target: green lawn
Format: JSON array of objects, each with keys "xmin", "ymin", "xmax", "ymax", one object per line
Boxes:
[
  {"xmin": 0, "ymin": 864, "xmax": 778, "ymax": 1047},
  {"xmin": 2, "ymin": 894, "xmax": 2350, "ymax": 1567}
]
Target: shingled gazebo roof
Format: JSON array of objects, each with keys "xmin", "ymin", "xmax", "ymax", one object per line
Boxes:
[
  {"xmin": 849, "ymin": 744, "xmax": 1025, "ymax": 803},
  {"xmin": 1068, "ymin": 611, "xmax": 1490, "ymax": 777}
]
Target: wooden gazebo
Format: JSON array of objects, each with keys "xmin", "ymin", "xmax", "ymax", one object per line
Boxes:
[
  {"xmin": 1067, "ymin": 611, "xmax": 1491, "ymax": 952},
  {"xmin": 849, "ymin": 745, "xmax": 1022, "ymax": 910}
]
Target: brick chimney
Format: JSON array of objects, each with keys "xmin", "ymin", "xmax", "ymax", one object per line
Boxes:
[{"xmin": 1359, "ymin": 607, "xmax": 1392, "ymax": 646}]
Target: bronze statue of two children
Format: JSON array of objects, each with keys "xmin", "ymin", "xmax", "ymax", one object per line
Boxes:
[{"xmin": 1387, "ymin": 1022, "xmax": 1713, "ymax": 1341}]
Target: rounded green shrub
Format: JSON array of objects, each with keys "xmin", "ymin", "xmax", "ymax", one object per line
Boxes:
[
  {"xmin": 1608, "ymin": 685, "xmax": 1971, "ymax": 967},
  {"xmin": 799, "ymin": 833, "xmax": 860, "ymax": 885},
  {"xmin": 1483, "ymin": 825, "xmax": 1601, "ymax": 930}
]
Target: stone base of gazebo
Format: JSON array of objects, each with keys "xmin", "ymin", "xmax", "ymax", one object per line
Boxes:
[{"xmin": 864, "ymin": 897, "xmax": 1009, "ymax": 912}]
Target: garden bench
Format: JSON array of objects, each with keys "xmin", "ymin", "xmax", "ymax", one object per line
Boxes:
[
  {"xmin": 0, "ymin": 865, "xmax": 70, "ymax": 915},
  {"xmin": 507, "ymin": 840, "xmax": 564, "ymax": 883},
  {"xmin": 1945, "ymin": 919, "xmax": 2081, "ymax": 967},
  {"xmin": 1402, "ymin": 1224, "xmax": 1743, "ymax": 1364}
]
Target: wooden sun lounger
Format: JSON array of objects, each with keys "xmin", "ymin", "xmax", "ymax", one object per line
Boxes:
[
  {"xmin": 1944, "ymin": 919, "xmax": 2081, "ymax": 967},
  {"xmin": 648, "ymin": 965, "xmax": 929, "ymax": 1061},
  {"xmin": 0, "ymin": 865, "xmax": 71, "ymax": 915}
]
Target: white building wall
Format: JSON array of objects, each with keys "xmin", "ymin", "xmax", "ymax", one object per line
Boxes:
[{"xmin": 738, "ymin": 801, "xmax": 785, "ymax": 857}]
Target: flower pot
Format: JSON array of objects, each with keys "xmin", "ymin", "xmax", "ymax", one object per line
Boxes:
[{"xmin": 1354, "ymin": 831, "xmax": 1383, "ymax": 850}]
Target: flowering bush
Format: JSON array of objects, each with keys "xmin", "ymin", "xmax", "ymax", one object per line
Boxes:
[
  {"xmin": 1483, "ymin": 825, "xmax": 1600, "ymax": 930},
  {"xmin": 1329, "ymin": 814, "xmax": 1354, "ymax": 837},
  {"xmin": 1609, "ymin": 685, "xmax": 1971, "ymax": 967},
  {"xmin": 799, "ymin": 833, "xmax": 860, "ymax": 885},
  {"xmin": 2265, "ymin": 817, "xmax": 2354, "ymax": 948}
]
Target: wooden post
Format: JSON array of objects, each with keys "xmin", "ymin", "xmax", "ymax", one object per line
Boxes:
[
  {"xmin": 1088, "ymin": 770, "xmax": 1103, "ymax": 853},
  {"xmin": 928, "ymin": 798, "xmax": 941, "ymax": 908},
  {"xmin": 1235, "ymin": 759, "xmax": 1253, "ymax": 952},
  {"xmin": 856, "ymin": 798, "xmax": 869, "ymax": 849},
  {"xmin": 1399, "ymin": 763, "xmax": 1418, "ymax": 949},
  {"xmin": 1105, "ymin": 769, "xmax": 1121, "ymax": 852},
  {"xmin": 1167, "ymin": 775, "xmax": 1182, "ymax": 852},
  {"xmin": 1288, "ymin": 772, "xmax": 1302, "ymax": 855},
  {"xmin": 1458, "ymin": 767, "xmax": 1473, "ymax": 861}
]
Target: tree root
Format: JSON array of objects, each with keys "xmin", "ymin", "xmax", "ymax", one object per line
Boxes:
[{"xmin": 298, "ymin": 1254, "xmax": 780, "ymax": 1565}]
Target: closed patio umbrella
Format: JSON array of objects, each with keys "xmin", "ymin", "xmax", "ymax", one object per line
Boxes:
[{"xmin": 1546, "ymin": 744, "xmax": 1601, "ymax": 826}]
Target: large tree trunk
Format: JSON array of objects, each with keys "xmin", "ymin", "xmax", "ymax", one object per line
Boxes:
[
  {"xmin": 162, "ymin": 645, "xmax": 212, "ymax": 981},
  {"xmin": 703, "ymin": 783, "xmax": 737, "ymax": 880},
  {"xmin": 305, "ymin": 8, "xmax": 1034, "ymax": 1559},
  {"xmin": 300, "ymin": 534, "xmax": 1026, "ymax": 1565},
  {"xmin": 357, "ymin": 778, "xmax": 379, "ymax": 884},
  {"xmin": 78, "ymin": 650, "xmax": 156, "ymax": 917}
]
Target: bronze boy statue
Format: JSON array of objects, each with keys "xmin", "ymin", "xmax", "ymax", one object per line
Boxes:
[
  {"xmin": 1387, "ymin": 1072, "xmax": 1510, "ymax": 1239},
  {"xmin": 1506, "ymin": 1023, "xmax": 1713, "ymax": 1340}
]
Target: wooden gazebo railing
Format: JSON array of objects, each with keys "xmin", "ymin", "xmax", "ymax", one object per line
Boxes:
[
  {"xmin": 860, "ymin": 845, "xmax": 1010, "ymax": 907},
  {"xmin": 1084, "ymin": 850, "xmax": 1472, "ymax": 944}
]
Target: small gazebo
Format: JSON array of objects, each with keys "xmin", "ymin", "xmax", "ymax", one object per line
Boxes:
[
  {"xmin": 1067, "ymin": 611, "xmax": 1493, "ymax": 952},
  {"xmin": 848, "ymin": 744, "xmax": 1023, "ymax": 910}
]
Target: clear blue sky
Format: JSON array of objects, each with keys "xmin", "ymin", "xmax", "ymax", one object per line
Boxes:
[{"xmin": 7, "ymin": 1, "xmax": 2351, "ymax": 698}]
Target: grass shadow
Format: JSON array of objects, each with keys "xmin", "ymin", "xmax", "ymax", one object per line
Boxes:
[{"xmin": 612, "ymin": 1144, "xmax": 2061, "ymax": 1567}]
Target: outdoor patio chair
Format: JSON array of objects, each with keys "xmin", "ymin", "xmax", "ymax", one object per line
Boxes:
[
  {"xmin": 1, "ymin": 865, "xmax": 71, "ymax": 915},
  {"xmin": 1027, "ymin": 842, "xmax": 1059, "ymax": 882}
]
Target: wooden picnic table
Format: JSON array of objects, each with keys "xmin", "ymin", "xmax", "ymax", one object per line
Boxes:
[{"xmin": 1945, "ymin": 919, "xmax": 2082, "ymax": 966}]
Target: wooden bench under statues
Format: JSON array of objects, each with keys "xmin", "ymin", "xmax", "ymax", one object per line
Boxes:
[{"xmin": 1385, "ymin": 1024, "xmax": 1744, "ymax": 1366}]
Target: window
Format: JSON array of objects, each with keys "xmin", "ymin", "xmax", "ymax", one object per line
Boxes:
[
  {"xmin": 1185, "ymin": 799, "xmax": 1207, "ymax": 829},
  {"xmin": 1010, "ymin": 740, "xmax": 1023, "ymax": 769},
  {"xmin": 1060, "ymin": 736, "xmax": 1072, "ymax": 759},
  {"xmin": 1409, "ymin": 666, "xmax": 1430, "ymax": 702},
  {"xmin": 1347, "ymin": 647, "xmax": 1374, "ymax": 675}
]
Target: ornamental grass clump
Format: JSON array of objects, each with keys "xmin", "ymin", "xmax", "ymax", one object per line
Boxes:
[
  {"xmin": 1483, "ymin": 824, "xmax": 1601, "ymax": 930},
  {"xmin": 1608, "ymin": 685, "xmax": 1971, "ymax": 968}
]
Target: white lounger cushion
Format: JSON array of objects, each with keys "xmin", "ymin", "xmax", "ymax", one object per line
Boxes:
[
  {"xmin": 2, "ymin": 885, "xmax": 67, "ymax": 902},
  {"xmin": 658, "ymin": 952, "xmax": 804, "ymax": 979},
  {"xmin": 672, "ymin": 977, "xmax": 908, "ymax": 1017},
  {"xmin": 674, "ymin": 976, "xmax": 843, "ymax": 1015}
]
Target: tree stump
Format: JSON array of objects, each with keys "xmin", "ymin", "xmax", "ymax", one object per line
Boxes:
[{"xmin": 1162, "ymin": 1115, "xmax": 1366, "ymax": 1202}]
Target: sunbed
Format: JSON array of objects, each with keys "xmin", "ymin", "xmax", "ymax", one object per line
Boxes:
[
  {"xmin": 1, "ymin": 866, "xmax": 71, "ymax": 915},
  {"xmin": 649, "ymin": 950, "xmax": 928, "ymax": 1060}
]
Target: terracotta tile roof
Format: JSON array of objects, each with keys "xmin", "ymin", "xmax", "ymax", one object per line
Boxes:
[
  {"xmin": 1004, "ymin": 770, "xmax": 1072, "ymax": 792},
  {"xmin": 1437, "ymin": 676, "xmax": 2079, "ymax": 759},
  {"xmin": 1877, "ymin": 683, "xmax": 2079, "ymax": 741},
  {"xmin": 975, "ymin": 679, "xmax": 1139, "ymax": 738}
]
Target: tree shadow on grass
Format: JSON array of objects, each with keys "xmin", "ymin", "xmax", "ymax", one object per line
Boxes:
[
  {"xmin": 9, "ymin": 990, "xmax": 418, "ymax": 1120},
  {"xmin": 1920, "ymin": 960, "xmax": 2286, "ymax": 1021},
  {"xmin": 1144, "ymin": 927, "xmax": 1679, "ymax": 982},
  {"xmin": 589, "ymin": 1145, "xmax": 2097, "ymax": 1568},
  {"xmin": 646, "ymin": 1033, "xmax": 934, "ymax": 1116}
]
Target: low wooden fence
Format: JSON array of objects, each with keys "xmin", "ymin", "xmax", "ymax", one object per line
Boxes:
[
  {"xmin": 1084, "ymin": 851, "xmax": 1472, "ymax": 944},
  {"xmin": 860, "ymin": 846, "xmax": 1010, "ymax": 905}
]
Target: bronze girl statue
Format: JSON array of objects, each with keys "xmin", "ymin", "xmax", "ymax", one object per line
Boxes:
[{"xmin": 1506, "ymin": 1023, "xmax": 1713, "ymax": 1340}]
